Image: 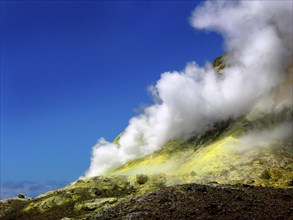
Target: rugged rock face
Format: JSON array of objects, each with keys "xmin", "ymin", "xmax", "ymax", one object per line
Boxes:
[{"xmin": 1, "ymin": 56, "xmax": 292, "ymax": 219}]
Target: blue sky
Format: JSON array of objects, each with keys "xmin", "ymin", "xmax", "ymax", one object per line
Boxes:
[{"xmin": 1, "ymin": 0, "xmax": 223, "ymax": 197}]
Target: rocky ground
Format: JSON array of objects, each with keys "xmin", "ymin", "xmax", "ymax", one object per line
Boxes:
[
  {"xmin": 1, "ymin": 182, "xmax": 292, "ymax": 220},
  {"xmin": 92, "ymin": 183, "xmax": 293, "ymax": 220}
]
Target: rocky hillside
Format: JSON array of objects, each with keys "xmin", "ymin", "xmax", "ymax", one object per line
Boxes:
[
  {"xmin": 109, "ymin": 107, "xmax": 293, "ymax": 188},
  {"xmin": 1, "ymin": 56, "xmax": 292, "ymax": 220},
  {"xmin": 109, "ymin": 56, "xmax": 293, "ymax": 188}
]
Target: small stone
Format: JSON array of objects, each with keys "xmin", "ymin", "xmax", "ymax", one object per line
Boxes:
[
  {"xmin": 76, "ymin": 179, "xmax": 85, "ymax": 184},
  {"xmin": 18, "ymin": 194, "xmax": 25, "ymax": 199},
  {"xmin": 186, "ymin": 186, "xmax": 192, "ymax": 191},
  {"xmin": 136, "ymin": 174, "xmax": 148, "ymax": 185},
  {"xmin": 107, "ymin": 198, "xmax": 118, "ymax": 204},
  {"xmin": 91, "ymin": 187, "xmax": 103, "ymax": 196}
]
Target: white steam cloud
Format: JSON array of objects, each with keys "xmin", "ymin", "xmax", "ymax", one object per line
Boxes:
[
  {"xmin": 226, "ymin": 122, "xmax": 293, "ymax": 154},
  {"xmin": 84, "ymin": 1, "xmax": 292, "ymax": 177}
]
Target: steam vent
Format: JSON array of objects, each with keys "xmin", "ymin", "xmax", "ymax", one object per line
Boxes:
[
  {"xmin": 1, "ymin": 54, "xmax": 292, "ymax": 219},
  {"xmin": 1, "ymin": 1, "xmax": 292, "ymax": 219}
]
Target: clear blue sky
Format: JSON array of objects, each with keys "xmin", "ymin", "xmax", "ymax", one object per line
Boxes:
[{"xmin": 1, "ymin": 0, "xmax": 223, "ymax": 191}]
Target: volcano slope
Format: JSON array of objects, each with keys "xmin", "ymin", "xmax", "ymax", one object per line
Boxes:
[{"xmin": 0, "ymin": 57, "xmax": 292, "ymax": 220}]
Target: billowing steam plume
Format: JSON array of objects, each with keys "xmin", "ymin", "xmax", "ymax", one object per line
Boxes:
[{"xmin": 84, "ymin": 0, "xmax": 292, "ymax": 177}]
